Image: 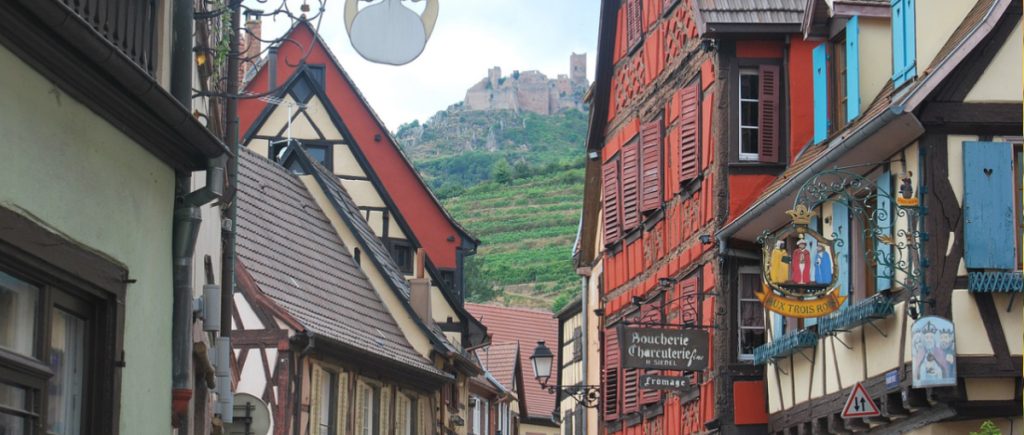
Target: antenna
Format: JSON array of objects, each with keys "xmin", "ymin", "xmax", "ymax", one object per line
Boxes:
[{"xmin": 259, "ymin": 95, "xmax": 308, "ymax": 160}]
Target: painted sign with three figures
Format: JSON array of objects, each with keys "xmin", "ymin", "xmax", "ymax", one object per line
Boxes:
[{"xmin": 758, "ymin": 204, "xmax": 846, "ymax": 318}]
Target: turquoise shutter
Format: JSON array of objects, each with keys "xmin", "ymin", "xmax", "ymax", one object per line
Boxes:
[
  {"xmin": 963, "ymin": 142, "xmax": 1015, "ymax": 270},
  {"xmin": 813, "ymin": 43, "xmax": 828, "ymax": 143},
  {"xmin": 891, "ymin": 0, "xmax": 905, "ymax": 84},
  {"xmin": 875, "ymin": 169, "xmax": 893, "ymax": 291},
  {"xmin": 892, "ymin": 0, "xmax": 917, "ymax": 86},
  {"xmin": 834, "ymin": 202, "xmax": 850, "ymax": 303},
  {"xmin": 772, "ymin": 312, "xmax": 784, "ymax": 340},
  {"xmin": 846, "ymin": 16, "xmax": 861, "ymax": 122}
]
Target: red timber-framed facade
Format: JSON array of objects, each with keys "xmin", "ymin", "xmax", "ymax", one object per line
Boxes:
[{"xmin": 580, "ymin": 0, "xmax": 810, "ymax": 433}]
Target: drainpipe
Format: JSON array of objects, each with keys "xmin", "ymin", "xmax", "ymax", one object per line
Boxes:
[
  {"xmin": 170, "ymin": 0, "xmax": 226, "ymax": 428},
  {"xmin": 580, "ymin": 274, "xmax": 588, "ymax": 435}
]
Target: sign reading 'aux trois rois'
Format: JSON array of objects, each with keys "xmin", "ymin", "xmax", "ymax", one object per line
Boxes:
[{"xmin": 619, "ymin": 327, "xmax": 709, "ymax": 371}]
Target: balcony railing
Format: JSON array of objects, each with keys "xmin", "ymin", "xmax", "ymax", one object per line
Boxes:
[
  {"xmin": 753, "ymin": 329, "xmax": 818, "ymax": 365},
  {"xmin": 818, "ymin": 294, "xmax": 895, "ymax": 336},
  {"xmin": 61, "ymin": 0, "xmax": 158, "ymax": 74},
  {"xmin": 968, "ymin": 271, "xmax": 1024, "ymax": 293}
]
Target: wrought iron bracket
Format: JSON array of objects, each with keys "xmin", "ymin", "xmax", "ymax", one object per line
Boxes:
[
  {"xmin": 542, "ymin": 384, "xmax": 602, "ymax": 409},
  {"xmin": 831, "ymin": 334, "xmax": 855, "ymax": 350}
]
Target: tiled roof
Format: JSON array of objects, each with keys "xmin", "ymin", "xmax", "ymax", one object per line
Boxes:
[
  {"xmin": 291, "ymin": 146, "xmax": 460, "ymax": 354},
  {"xmin": 477, "ymin": 342, "xmax": 520, "ymax": 394},
  {"xmin": 235, "ymin": 147, "xmax": 445, "ymax": 378},
  {"xmin": 466, "ymin": 303, "xmax": 559, "ymax": 419},
  {"xmin": 697, "ymin": 0, "xmax": 804, "ymax": 26}
]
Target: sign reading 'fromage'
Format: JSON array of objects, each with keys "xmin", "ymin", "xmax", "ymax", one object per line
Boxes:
[{"xmin": 619, "ymin": 327, "xmax": 709, "ymax": 371}]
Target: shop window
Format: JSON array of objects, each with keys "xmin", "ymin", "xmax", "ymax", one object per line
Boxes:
[{"xmin": 738, "ymin": 267, "xmax": 766, "ymax": 360}]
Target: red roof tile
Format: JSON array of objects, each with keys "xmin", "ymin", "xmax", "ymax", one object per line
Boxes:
[
  {"xmin": 477, "ymin": 342, "xmax": 520, "ymax": 393},
  {"xmin": 466, "ymin": 303, "xmax": 559, "ymax": 419}
]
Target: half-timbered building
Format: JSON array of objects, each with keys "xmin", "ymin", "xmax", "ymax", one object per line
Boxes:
[
  {"xmin": 578, "ymin": 0, "xmax": 822, "ymax": 433},
  {"xmin": 716, "ymin": 0, "xmax": 1023, "ymax": 432}
]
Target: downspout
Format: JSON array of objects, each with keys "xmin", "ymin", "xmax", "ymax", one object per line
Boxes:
[
  {"xmin": 170, "ymin": 0, "xmax": 226, "ymax": 428},
  {"xmin": 580, "ymin": 274, "xmax": 588, "ymax": 435}
]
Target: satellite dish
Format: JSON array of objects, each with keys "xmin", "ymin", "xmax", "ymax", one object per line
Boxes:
[
  {"xmin": 225, "ymin": 393, "xmax": 271, "ymax": 435},
  {"xmin": 344, "ymin": 0, "xmax": 439, "ymax": 65}
]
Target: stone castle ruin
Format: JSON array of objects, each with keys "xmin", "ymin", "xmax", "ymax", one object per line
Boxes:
[{"xmin": 464, "ymin": 53, "xmax": 589, "ymax": 115}]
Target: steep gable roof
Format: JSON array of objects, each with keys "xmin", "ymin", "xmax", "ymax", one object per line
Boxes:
[
  {"xmin": 234, "ymin": 146, "xmax": 446, "ymax": 379},
  {"xmin": 466, "ymin": 303, "xmax": 559, "ymax": 421},
  {"xmin": 695, "ymin": 0, "xmax": 805, "ymax": 34},
  {"xmin": 477, "ymin": 342, "xmax": 521, "ymax": 394},
  {"xmin": 238, "ymin": 21, "xmax": 477, "ymax": 271}
]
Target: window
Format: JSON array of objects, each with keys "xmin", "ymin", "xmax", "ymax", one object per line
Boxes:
[
  {"xmin": 386, "ymin": 239, "xmax": 414, "ymax": 274},
  {"xmin": 572, "ymin": 327, "xmax": 583, "ymax": 361},
  {"xmin": 0, "ymin": 261, "xmax": 121, "ymax": 435},
  {"xmin": 625, "ymin": 0, "xmax": 643, "ymax": 52},
  {"xmin": 735, "ymin": 64, "xmax": 781, "ymax": 163},
  {"xmin": 738, "ymin": 69, "xmax": 760, "ymax": 161},
  {"xmin": 273, "ymin": 141, "xmax": 332, "ymax": 170},
  {"xmin": 318, "ymin": 370, "xmax": 339, "ymax": 434},
  {"xmin": 355, "ymin": 381, "xmax": 379, "ymax": 435},
  {"xmin": 738, "ymin": 267, "xmax": 765, "ymax": 360}
]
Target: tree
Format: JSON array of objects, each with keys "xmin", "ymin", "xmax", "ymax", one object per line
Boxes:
[
  {"xmin": 492, "ymin": 159, "xmax": 513, "ymax": 184},
  {"xmin": 464, "ymin": 257, "xmax": 499, "ymax": 302},
  {"xmin": 970, "ymin": 421, "xmax": 1002, "ymax": 435}
]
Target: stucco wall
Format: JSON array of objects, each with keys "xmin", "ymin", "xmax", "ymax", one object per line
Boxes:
[
  {"xmin": 915, "ymin": 0, "xmax": 976, "ymax": 75},
  {"xmin": 859, "ymin": 17, "xmax": 893, "ymax": 108},
  {"xmin": 965, "ymin": 19, "xmax": 1023, "ymax": 103},
  {"xmin": 0, "ymin": 43, "xmax": 176, "ymax": 433}
]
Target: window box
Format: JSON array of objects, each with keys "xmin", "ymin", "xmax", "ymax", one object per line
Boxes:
[
  {"xmin": 968, "ymin": 271, "xmax": 1024, "ymax": 293},
  {"xmin": 818, "ymin": 294, "xmax": 895, "ymax": 336},
  {"xmin": 752, "ymin": 329, "xmax": 818, "ymax": 365}
]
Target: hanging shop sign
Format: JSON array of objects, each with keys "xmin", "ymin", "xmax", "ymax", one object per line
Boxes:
[
  {"xmin": 639, "ymin": 374, "xmax": 691, "ymax": 391},
  {"xmin": 758, "ymin": 204, "xmax": 846, "ymax": 318},
  {"xmin": 619, "ymin": 327, "xmax": 709, "ymax": 371},
  {"xmin": 345, "ymin": 0, "xmax": 439, "ymax": 65},
  {"xmin": 911, "ymin": 316, "xmax": 956, "ymax": 388}
]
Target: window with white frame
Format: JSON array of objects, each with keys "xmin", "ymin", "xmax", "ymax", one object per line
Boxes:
[
  {"xmin": 355, "ymin": 381, "xmax": 378, "ymax": 435},
  {"xmin": 738, "ymin": 266, "xmax": 766, "ymax": 360},
  {"xmin": 738, "ymin": 69, "xmax": 761, "ymax": 161},
  {"xmin": 395, "ymin": 393, "xmax": 415, "ymax": 435},
  {"xmin": 317, "ymin": 370, "xmax": 338, "ymax": 434}
]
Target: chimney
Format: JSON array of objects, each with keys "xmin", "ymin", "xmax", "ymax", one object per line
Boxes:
[
  {"xmin": 409, "ymin": 249, "xmax": 432, "ymax": 324},
  {"xmin": 239, "ymin": 10, "xmax": 263, "ymax": 85}
]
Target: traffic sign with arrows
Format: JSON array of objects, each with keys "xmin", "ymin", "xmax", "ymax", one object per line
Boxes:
[{"xmin": 841, "ymin": 382, "xmax": 881, "ymax": 419}]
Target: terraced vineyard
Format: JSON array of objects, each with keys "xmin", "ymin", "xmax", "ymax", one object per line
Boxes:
[{"xmin": 442, "ymin": 167, "xmax": 584, "ymax": 310}]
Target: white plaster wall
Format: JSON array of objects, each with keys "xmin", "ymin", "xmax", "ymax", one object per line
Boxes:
[
  {"xmin": 333, "ymin": 144, "xmax": 367, "ymax": 178},
  {"xmin": 860, "ymin": 18, "xmax": 893, "ymax": 107},
  {"xmin": 951, "ymin": 290, "xmax": 996, "ymax": 355},
  {"xmin": 915, "ymin": 0, "xmax": 976, "ymax": 74}
]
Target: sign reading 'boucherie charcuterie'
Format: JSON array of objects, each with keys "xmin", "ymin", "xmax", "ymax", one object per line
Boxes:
[{"xmin": 619, "ymin": 327, "xmax": 709, "ymax": 371}]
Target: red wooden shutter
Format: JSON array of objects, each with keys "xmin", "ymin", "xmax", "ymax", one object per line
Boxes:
[
  {"xmin": 622, "ymin": 367, "xmax": 640, "ymax": 413},
  {"xmin": 640, "ymin": 119, "xmax": 663, "ymax": 213},
  {"xmin": 621, "ymin": 140, "xmax": 641, "ymax": 231},
  {"xmin": 758, "ymin": 64, "xmax": 780, "ymax": 163},
  {"xmin": 602, "ymin": 159, "xmax": 622, "ymax": 245},
  {"xmin": 602, "ymin": 329, "xmax": 621, "ymax": 421},
  {"xmin": 679, "ymin": 277, "xmax": 699, "ymax": 325},
  {"xmin": 679, "ymin": 84, "xmax": 700, "ymax": 182},
  {"xmin": 626, "ymin": 0, "xmax": 643, "ymax": 51}
]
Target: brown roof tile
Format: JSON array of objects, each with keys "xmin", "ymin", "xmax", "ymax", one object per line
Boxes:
[
  {"xmin": 477, "ymin": 342, "xmax": 520, "ymax": 393},
  {"xmin": 698, "ymin": 0, "xmax": 805, "ymax": 25},
  {"xmin": 466, "ymin": 303, "xmax": 559, "ymax": 419},
  {"xmin": 235, "ymin": 147, "xmax": 445, "ymax": 378}
]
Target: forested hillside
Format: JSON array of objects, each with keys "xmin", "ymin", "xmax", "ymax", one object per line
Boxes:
[{"xmin": 396, "ymin": 107, "xmax": 586, "ymax": 311}]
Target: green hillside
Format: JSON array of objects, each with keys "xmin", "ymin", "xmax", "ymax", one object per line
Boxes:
[{"xmin": 396, "ymin": 108, "xmax": 586, "ymax": 311}]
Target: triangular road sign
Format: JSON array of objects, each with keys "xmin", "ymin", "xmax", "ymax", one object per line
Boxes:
[{"xmin": 842, "ymin": 382, "xmax": 881, "ymax": 419}]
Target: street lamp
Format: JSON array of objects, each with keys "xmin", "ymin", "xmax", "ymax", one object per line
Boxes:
[{"xmin": 529, "ymin": 341, "xmax": 602, "ymax": 409}]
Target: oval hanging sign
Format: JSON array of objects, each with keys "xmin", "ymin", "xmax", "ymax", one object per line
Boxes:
[
  {"xmin": 758, "ymin": 204, "xmax": 846, "ymax": 318},
  {"xmin": 345, "ymin": 0, "xmax": 439, "ymax": 66}
]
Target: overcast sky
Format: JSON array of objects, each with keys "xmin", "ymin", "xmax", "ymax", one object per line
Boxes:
[{"xmin": 255, "ymin": 0, "xmax": 601, "ymax": 130}]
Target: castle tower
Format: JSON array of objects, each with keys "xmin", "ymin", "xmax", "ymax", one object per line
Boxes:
[
  {"xmin": 570, "ymin": 52, "xmax": 586, "ymax": 84},
  {"xmin": 488, "ymin": 66, "xmax": 501, "ymax": 89}
]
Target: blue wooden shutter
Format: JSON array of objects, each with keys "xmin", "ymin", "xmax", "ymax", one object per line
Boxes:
[
  {"xmin": 846, "ymin": 16, "xmax": 861, "ymax": 122},
  {"xmin": 771, "ymin": 312, "xmax": 784, "ymax": 339},
  {"xmin": 833, "ymin": 202, "xmax": 850, "ymax": 303},
  {"xmin": 813, "ymin": 43, "xmax": 828, "ymax": 143},
  {"xmin": 875, "ymin": 169, "xmax": 893, "ymax": 291},
  {"xmin": 963, "ymin": 142, "xmax": 1015, "ymax": 270},
  {"xmin": 891, "ymin": 0, "xmax": 917, "ymax": 87}
]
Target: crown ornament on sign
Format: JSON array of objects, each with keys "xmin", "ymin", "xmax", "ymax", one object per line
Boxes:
[{"xmin": 786, "ymin": 204, "xmax": 817, "ymax": 227}]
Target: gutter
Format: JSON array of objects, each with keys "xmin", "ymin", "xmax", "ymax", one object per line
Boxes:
[{"xmin": 716, "ymin": 105, "xmax": 905, "ymax": 253}]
